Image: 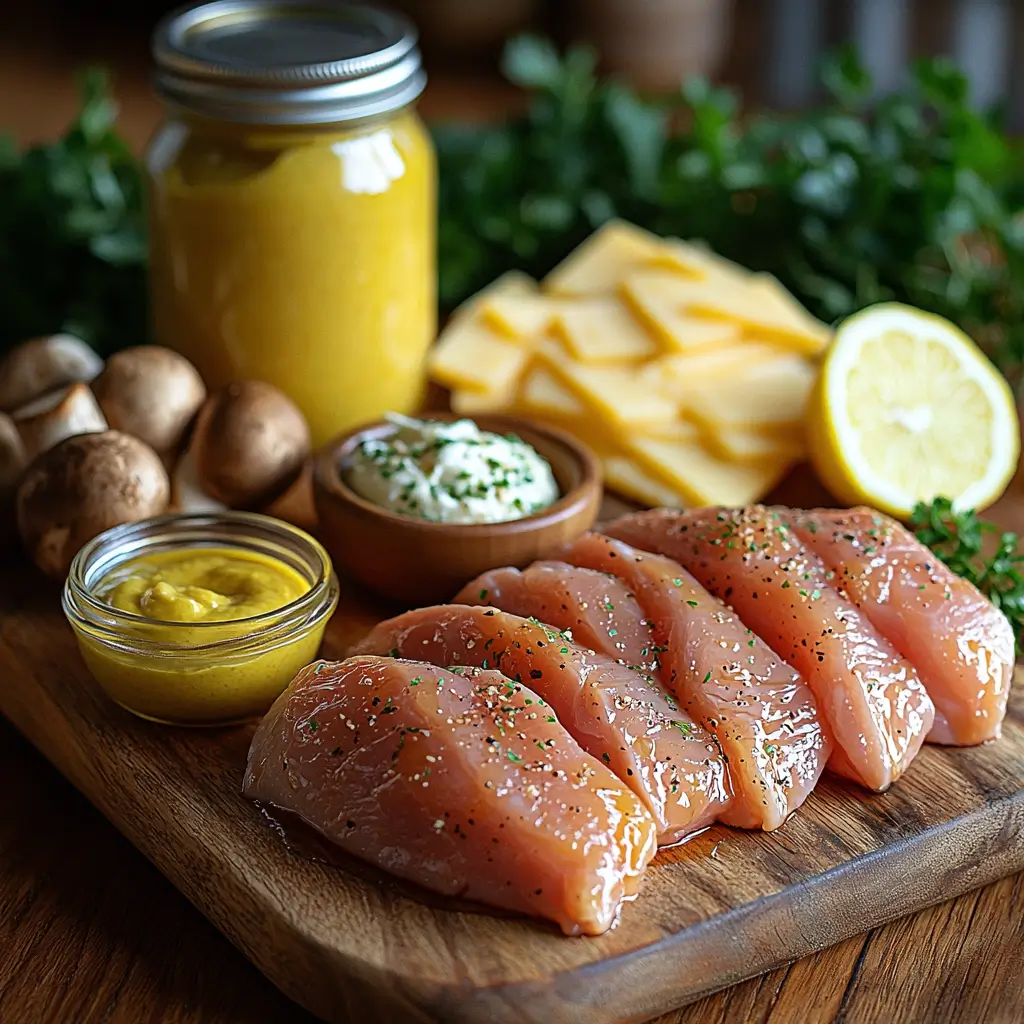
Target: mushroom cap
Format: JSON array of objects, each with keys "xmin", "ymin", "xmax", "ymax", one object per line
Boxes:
[
  {"xmin": 192, "ymin": 381, "xmax": 311, "ymax": 509},
  {"xmin": 17, "ymin": 430, "xmax": 170, "ymax": 580},
  {"xmin": 92, "ymin": 346, "xmax": 207, "ymax": 454},
  {"xmin": 0, "ymin": 334, "xmax": 104, "ymax": 413}
]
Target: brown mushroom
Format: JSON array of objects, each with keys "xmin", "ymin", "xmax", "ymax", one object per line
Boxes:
[
  {"xmin": 17, "ymin": 430, "xmax": 170, "ymax": 581},
  {"xmin": 92, "ymin": 346, "xmax": 206, "ymax": 455},
  {"xmin": 13, "ymin": 382, "xmax": 108, "ymax": 462},
  {"xmin": 0, "ymin": 334, "xmax": 104, "ymax": 413},
  {"xmin": 192, "ymin": 381, "xmax": 311, "ymax": 508},
  {"xmin": 0, "ymin": 412, "xmax": 27, "ymax": 544}
]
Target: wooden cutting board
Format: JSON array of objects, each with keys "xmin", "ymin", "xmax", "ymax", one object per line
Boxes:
[{"xmin": 2, "ymin": 486, "xmax": 1023, "ymax": 1024}]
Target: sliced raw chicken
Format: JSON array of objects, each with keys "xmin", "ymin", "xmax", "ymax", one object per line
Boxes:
[
  {"xmin": 349, "ymin": 605, "xmax": 731, "ymax": 844},
  {"xmin": 244, "ymin": 656, "xmax": 655, "ymax": 936},
  {"xmin": 455, "ymin": 561, "xmax": 659, "ymax": 673},
  {"xmin": 606, "ymin": 507, "xmax": 935, "ymax": 792},
  {"xmin": 559, "ymin": 533, "xmax": 830, "ymax": 830},
  {"xmin": 787, "ymin": 507, "xmax": 1014, "ymax": 745}
]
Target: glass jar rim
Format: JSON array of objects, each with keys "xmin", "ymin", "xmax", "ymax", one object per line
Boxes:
[
  {"xmin": 152, "ymin": 0, "xmax": 426, "ymax": 126},
  {"xmin": 63, "ymin": 511, "xmax": 339, "ymax": 657}
]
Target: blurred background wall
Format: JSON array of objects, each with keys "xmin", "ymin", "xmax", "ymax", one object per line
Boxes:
[{"xmin": 4, "ymin": 0, "xmax": 1024, "ymax": 144}]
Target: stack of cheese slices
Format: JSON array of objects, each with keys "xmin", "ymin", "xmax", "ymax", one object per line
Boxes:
[{"xmin": 428, "ymin": 220, "xmax": 832, "ymax": 507}]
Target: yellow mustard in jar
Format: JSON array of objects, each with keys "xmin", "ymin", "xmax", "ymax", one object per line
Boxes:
[
  {"xmin": 63, "ymin": 514, "xmax": 339, "ymax": 728},
  {"xmin": 147, "ymin": 2, "xmax": 436, "ymax": 448},
  {"xmin": 99, "ymin": 548, "xmax": 309, "ymax": 623}
]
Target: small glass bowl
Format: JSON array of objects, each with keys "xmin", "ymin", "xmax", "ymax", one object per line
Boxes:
[{"xmin": 63, "ymin": 511, "xmax": 339, "ymax": 727}]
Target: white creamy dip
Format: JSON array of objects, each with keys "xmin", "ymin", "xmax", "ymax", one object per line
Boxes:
[{"xmin": 347, "ymin": 414, "xmax": 560, "ymax": 524}]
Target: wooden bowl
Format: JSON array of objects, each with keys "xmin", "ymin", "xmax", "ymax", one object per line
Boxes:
[{"xmin": 313, "ymin": 413, "xmax": 603, "ymax": 606}]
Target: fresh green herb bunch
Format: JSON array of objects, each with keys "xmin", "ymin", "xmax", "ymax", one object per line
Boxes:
[
  {"xmin": 435, "ymin": 37, "xmax": 1024, "ymax": 386},
  {"xmin": 0, "ymin": 69, "xmax": 147, "ymax": 356},
  {"xmin": 911, "ymin": 497, "xmax": 1024, "ymax": 652}
]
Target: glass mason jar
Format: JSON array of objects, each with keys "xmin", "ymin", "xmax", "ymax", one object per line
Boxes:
[{"xmin": 146, "ymin": 1, "xmax": 437, "ymax": 448}]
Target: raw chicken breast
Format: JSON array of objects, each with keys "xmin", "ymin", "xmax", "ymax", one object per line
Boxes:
[
  {"xmin": 244, "ymin": 657, "xmax": 655, "ymax": 936},
  {"xmin": 455, "ymin": 561, "xmax": 659, "ymax": 673},
  {"xmin": 788, "ymin": 507, "xmax": 1014, "ymax": 745},
  {"xmin": 606, "ymin": 507, "xmax": 935, "ymax": 792},
  {"xmin": 560, "ymin": 533, "xmax": 830, "ymax": 830},
  {"xmin": 349, "ymin": 605, "xmax": 730, "ymax": 844}
]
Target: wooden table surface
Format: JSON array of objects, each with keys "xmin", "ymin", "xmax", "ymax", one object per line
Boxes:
[{"xmin": 2, "ymin": 20, "xmax": 1024, "ymax": 1024}]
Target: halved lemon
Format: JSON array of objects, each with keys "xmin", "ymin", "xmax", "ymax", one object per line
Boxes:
[{"xmin": 807, "ymin": 303, "xmax": 1019, "ymax": 517}]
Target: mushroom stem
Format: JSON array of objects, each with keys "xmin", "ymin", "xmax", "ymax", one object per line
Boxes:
[
  {"xmin": 171, "ymin": 447, "xmax": 229, "ymax": 515},
  {"xmin": 14, "ymin": 383, "xmax": 109, "ymax": 462}
]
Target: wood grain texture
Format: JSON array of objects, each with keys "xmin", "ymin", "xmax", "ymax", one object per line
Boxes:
[
  {"xmin": 5, "ymin": 712, "xmax": 1023, "ymax": 1024},
  {"xmin": 1, "ymin": 521, "xmax": 1023, "ymax": 1023}
]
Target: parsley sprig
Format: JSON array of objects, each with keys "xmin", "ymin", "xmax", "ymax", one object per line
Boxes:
[
  {"xmin": 911, "ymin": 497, "xmax": 1024, "ymax": 651},
  {"xmin": 0, "ymin": 69, "xmax": 147, "ymax": 356}
]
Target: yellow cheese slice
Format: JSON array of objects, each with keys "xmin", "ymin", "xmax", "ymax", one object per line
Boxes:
[
  {"xmin": 651, "ymin": 238, "xmax": 749, "ymax": 284},
  {"xmin": 746, "ymin": 275, "xmax": 833, "ymax": 354},
  {"xmin": 662, "ymin": 275, "xmax": 829, "ymax": 353},
  {"xmin": 517, "ymin": 365, "xmax": 586, "ymax": 419},
  {"xmin": 543, "ymin": 220, "xmax": 671, "ymax": 296},
  {"xmin": 481, "ymin": 293, "xmax": 560, "ymax": 341},
  {"xmin": 630, "ymin": 418, "xmax": 702, "ymax": 441},
  {"xmin": 542, "ymin": 360, "xmax": 679, "ymax": 426},
  {"xmin": 533, "ymin": 333, "xmax": 573, "ymax": 365},
  {"xmin": 449, "ymin": 386, "xmax": 514, "ymax": 416},
  {"xmin": 603, "ymin": 455, "xmax": 686, "ymax": 509},
  {"xmin": 684, "ymin": 355, "xmax": 816, "ymax": 429},
  {"xmin": 627, "ymin": 434, "xmax": 794, "ymax": 507},
  {"xmin": 451, "ymin": 270, "xmax": 537, "ymax": 320},
  {"xmin": 622, "ymin": 271, "xmax": 742, "ymax": 351},
  {"xmin": 428, "ymin": 315, "xmax": 532, "ymax": 394},
  {"xmin": 641, "ymin": 343, "xmax": 787, "ymax": 400},
  {"xmin": 553, "ymin": 298, "xmax": 659, "ymax": 363},
  {"xmin": 706, "ymin": 424, "xmax": 808, "ymax": 463}
]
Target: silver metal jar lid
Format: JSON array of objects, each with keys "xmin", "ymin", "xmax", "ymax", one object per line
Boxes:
[{"xmin": 152, "ymin": 0, "xmax": 425, "ymax": 125}]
